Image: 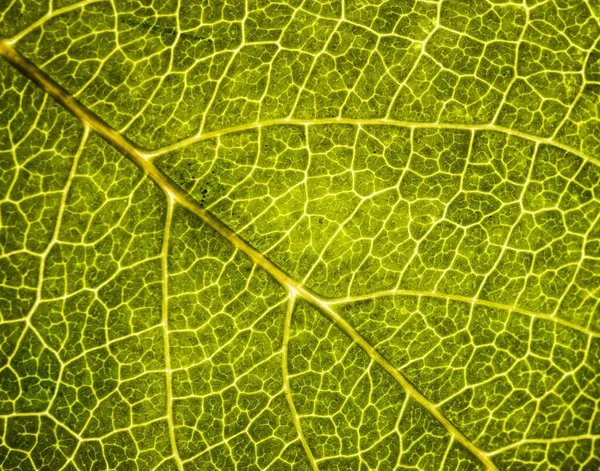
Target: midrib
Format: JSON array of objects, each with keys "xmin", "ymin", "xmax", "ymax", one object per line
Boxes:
[{"xmin": 0, "ymin": 39, "xmax": 502, "ymax": 470}]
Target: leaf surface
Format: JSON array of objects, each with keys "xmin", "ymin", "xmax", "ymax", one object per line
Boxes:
[{"xmin": 1, "ymin": 1, "xmax": 599, "ymax": 470}]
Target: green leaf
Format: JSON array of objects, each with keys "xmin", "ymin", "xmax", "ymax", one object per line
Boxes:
[{"xmin": 1, "ymin": 1, "xmax": 599, "ymax": 470}]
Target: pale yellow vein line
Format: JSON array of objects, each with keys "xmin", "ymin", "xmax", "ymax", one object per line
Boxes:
[
  {"xmin": 0, "ymin": 40, "xmax": 497, "ymax": 471},
  {"xmin": 161, "ymin": 193, "xmax": 183, "ymax": 471},
  {"xmin": 439, "ymin": 437, "xmax": 454, "ymax": 470},
  {"xmin": 41, "ymin": 126, "xmax": 90, "ymax": 410},
  {"xmin": 6, "ymin": 0, "xmax": 106, "ymax": 45},
  {"xmin": 144, "ymin": 117, "xmax": 598, "ymax": 168},
  {"xmin": 487, "ymin": 434, "xmax": 598, "ymax": 457},
  {"xmin": 326, "ymin": 289, "xmax": 599, "ymax": 337},
  {"xmin": 282, "ymin": 294, "xmax": 319, "ymax": 471}
]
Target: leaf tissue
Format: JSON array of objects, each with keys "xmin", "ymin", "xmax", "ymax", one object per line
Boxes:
[{"xmin": 0, "ymin": 0, "xmax": 599, "ymax": 470}]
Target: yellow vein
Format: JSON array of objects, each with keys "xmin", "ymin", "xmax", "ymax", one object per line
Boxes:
[
  {"xmin": 161, "ymin": 194, "xmax": 184, "ymax": 471},
  {"xmin": 0, "ymin": 41, "xmax": 497, "ymax": 471},
  {"xmin": 327, "ymin": 289, "xmax": 599, "ymax": 337},
  {"xmin": 282, "ymin": 295, "xmax": 319, "ymax": 471},
  {"xmin": 145, "ymin": 117, "xmax": 598, "ymax": 168},
  {"xmin": 487, "ymin": 434, "xmax": 598, "ymax": 457}
]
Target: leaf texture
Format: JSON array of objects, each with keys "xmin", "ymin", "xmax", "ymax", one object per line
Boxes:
[{"xmin": 0, "ymin": 1, "xmax": 599, "ymax": 470}]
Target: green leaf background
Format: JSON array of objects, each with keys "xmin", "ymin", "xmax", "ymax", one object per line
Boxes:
[{"xmin": 1, "ymin": 0, "xmax": 599, "ymax": 469}]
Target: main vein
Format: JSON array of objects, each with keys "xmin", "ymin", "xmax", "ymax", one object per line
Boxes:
[{"xmin": 0, "ymin": 40, "xmax": 498, "ymax": 471}]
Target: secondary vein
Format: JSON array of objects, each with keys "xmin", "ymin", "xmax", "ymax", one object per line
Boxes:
[
  {"xmin": 282, "ymin": 295, "xmax": 319, "ymax": 471},
  {"xmin": 144, "ymin": 117, "xmax": 599, "ymax": 169},
  {"xmin": 326, "ymin": 289, "xmax": 599, "ymax": 337}
]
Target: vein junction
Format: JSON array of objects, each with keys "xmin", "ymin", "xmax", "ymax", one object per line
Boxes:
[
  {"xmin": 0, "ymin": 39, "xmax": 503, "ymax": 470},
  {"xmin": 2, "ymin": 18, "xmax": 599, "ymax": 468}
]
